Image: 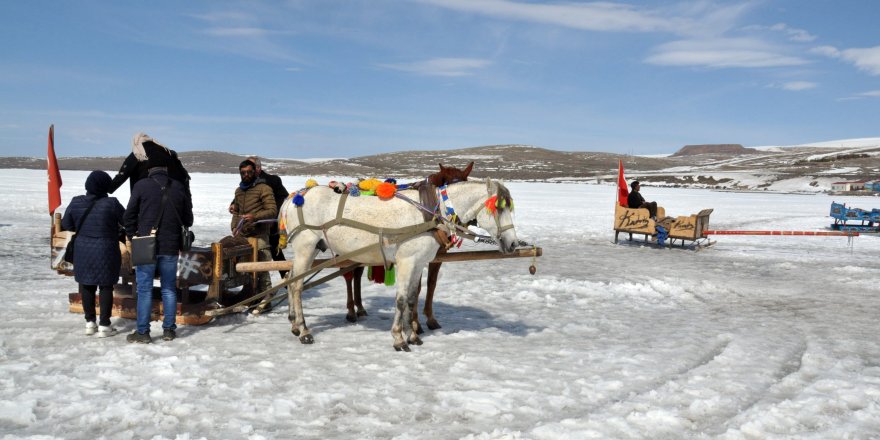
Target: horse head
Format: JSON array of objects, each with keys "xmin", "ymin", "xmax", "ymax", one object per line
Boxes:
[
  {"xmin": 444, "ymin": 179, "xmax": 518, "ymax": 254},
  {"xmin": 429, "ymin": 161, "xmax": 474, "ymax": 187}
]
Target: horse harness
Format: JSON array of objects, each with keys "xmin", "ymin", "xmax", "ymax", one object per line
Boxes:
[{"xmin": 285, "ymin": 178, "xmax": 512, "ymax": 266}]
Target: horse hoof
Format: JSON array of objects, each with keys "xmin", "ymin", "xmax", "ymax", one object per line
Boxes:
[
  {"xmin": 291, "ymin": 328, "xmax": 301, "ymax": 337},
  {"xmin": 357, "ymin": 310, "xmax": 368, "ymax": 317},
  {"xmin": 409, "ymin": 336, "xmax": 423, "ymax": 346},
  {"xmin": 345, "ymin": 313, "xmax": 357, "ymax": 323},
  {"xmin": 300, "ymin": 334, "xmax": 314, "ymax": 344},
  {"xmin": 427, "ymin": 320, "xmax": 442, "ymax": 331},
  {"xmin": 394, "ymin": 343, "xmax": 411, "ymax": 352}
]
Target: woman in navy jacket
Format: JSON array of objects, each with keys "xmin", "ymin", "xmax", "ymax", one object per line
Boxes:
[{"xmin": 61, "ymin": 170, "xmax": 125, "ymax": 337}]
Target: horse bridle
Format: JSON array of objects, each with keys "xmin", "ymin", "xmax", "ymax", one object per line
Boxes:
[{"xmin": 484, "ymin": 178, "xmax": 515, "ymax": 236}]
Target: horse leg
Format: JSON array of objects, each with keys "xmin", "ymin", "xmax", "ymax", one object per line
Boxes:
[
  {"xmin": 344, "ymin": 266, "xmax": 366, "ymax": 323},
  {"xmin": 412, "ymin": 274, "xmax": 424, "ymax": 335},
  {"xmin": 344, "ymin": 272, "xmax": 357, "ymax": 323},
  {"xmin": 424, "ymin": 262, "xmax": 442, "ymax": 330},
  {"xmin": 353, "ymin": 266, "xmax": 367, "ymax": 317},
  {"xmin": 391, "ymin": 260, "xmax": 421, "ymax": 351},
  {"xmin": 288, "ymin": 245, "xmax": 319, "ymax": 344}
]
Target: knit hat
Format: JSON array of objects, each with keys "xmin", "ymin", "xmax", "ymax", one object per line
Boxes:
[
  {"xmin": 85, "ymin": 170, "xmax": 112, "ymax": 197},
  {"xmin": 144, "ymin": 140, "xmax": 172, "ymax": 169}
]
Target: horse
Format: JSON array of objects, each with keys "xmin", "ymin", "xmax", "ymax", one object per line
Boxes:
[
  {"xmin": 280, "ymin": 178, "xmax": 517, "ymax": 351},
  {"xmin": 343, "ymin": 162, "xmax": 475, "ymax": 332}
]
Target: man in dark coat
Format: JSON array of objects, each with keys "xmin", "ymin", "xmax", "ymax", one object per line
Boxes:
[
  {"xmin": 61, "ymin": 170, "xmax": 125, "ymax": 338},
  {"xmin": 231, "ymin": 160, "xmax": 277, "ymax": 313},
  {"xmin": 123, "ymin": 152, "xmax": 194, "ymax": 344},
  {"xmin": 109, "ymin": 132, "xmax": 191, "ymax": 199},
  {"xmin": 627, "ymin": 180, "xmax": 658, "ymax": 219},
  {"xmin": 229, "ymin": 156, "xmax": 289, "ymax": 277}
]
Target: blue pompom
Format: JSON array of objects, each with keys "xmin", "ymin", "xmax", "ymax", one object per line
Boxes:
[
  {"xmin": 384, "ymin": 178, "xmax": 397, "ymax": 184},
  {"xmin": 348, "ymin": 185, "xmax": 360, "ymax": 197},
  {"xmin": 292, "ymin": 193, "xmax": 305, "ymax": 206}
]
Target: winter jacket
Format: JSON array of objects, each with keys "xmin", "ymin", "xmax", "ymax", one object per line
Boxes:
[
  {"xmin": 231, "ymin": 179, "xmax": 277, "ymax": 238},
  {"xmin": 261, "ymin": 171, "xmax": 289, "ymax": 209},
  {"xmin": 124, "ymin": 169, "xmax": 194, "ymax": 256},
  {"xmin": 627, "ymin": 190, "xmax": 646, "ymax": 209},
  {"xmin": 109, "ymin": 151, "xmax": 191, "ymax": 196},
  {"xmin": 61, "ymin": 195, "xmax": 125, "ymax": 286}
]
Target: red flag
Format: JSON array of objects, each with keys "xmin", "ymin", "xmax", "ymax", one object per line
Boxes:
[
  {"xmin": 47, "ymin": 124, "xmax": 62, "ymax": 215},
  {"xmin": 617, "ymin": 159, "xmax": 628, "ymax": 207}
]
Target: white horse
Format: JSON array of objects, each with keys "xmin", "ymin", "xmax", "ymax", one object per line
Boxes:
[{"xmin": 280, "ymin": 179, "xmax": 518, "ymax": 351}]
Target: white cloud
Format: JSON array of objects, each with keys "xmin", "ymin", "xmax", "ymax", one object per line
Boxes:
[
  {"xmin": 377, "ymin": 58, "xmax": 492, "ymax": 77},
  {"xmin": 416, "ymin": 0, "xmax": 754, "ymax": 36},
  {"xmin": 781, "ymin": 81, "xmax": 817, "ymax": 91},
  {"xmin": 201, "ymin": 27, "xmax": 274, "ymax": 37},
  {"xmin": 813, "ymin": 45, "xmax": 880, "ymax": 75},
  {"xmin": 645, "ymin": 38, "xmax": 809, "ymax": 68},
  {"xmin": 769, "ymin": 23, "xmax": 816, "ymax": 42},
  {"xmin": 811, "ymin": 45, "xmax": 840, "ymax": 57},
  {"xmin": 840, "ymin": 46, "xmax": 880, "ymax": 75},
  {"xmin": 858, "ymin": 90, "xmax": 880, "ymax": 97}
]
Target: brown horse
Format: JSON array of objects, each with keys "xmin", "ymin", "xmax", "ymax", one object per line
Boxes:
[{"xmin": 344, "ymin": 162, "xmax": 474, "ymax": 333}]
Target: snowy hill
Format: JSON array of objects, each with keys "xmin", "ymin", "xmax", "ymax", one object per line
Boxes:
[{"xmin": 2, "ymin": 139, "xmax": 879, "ymax": 193}]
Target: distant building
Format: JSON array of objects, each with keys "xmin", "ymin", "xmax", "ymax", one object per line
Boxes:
[
  {"xmin": 832, "ymin": 181, "xmax": 868, "ymax": 191},
  {"xmin": 865, "ymin": 181, "xmax": 880, "ymax": 192}
]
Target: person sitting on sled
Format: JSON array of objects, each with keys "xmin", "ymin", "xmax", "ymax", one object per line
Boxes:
[{"xmin": 627, "ymin": 180, "xmax": 658, "ymax": 220}]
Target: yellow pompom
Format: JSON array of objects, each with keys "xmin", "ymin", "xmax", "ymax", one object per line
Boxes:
[
  {"xmin": 358, "ymin": 178, "xmax": 381, "ymax": 192},
  {"xmin": 305, "ymin": 179, "xmax": 318, "ymax": 188}
]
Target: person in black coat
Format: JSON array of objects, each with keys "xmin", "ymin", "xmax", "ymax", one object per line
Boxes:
[
  {"xmin": 123, "ymin": 155, "xmax": 194, "ymax": 344},
  {"xmin": 627, "ymin": 180, "xmax": 658, "ymax": 219},
  {"xmin": 61, "ymin": 170, "xmax": 125, "ymax": 338},
  {"xmin": 108, "ymin": 132, "xmax": 191, "ymax": 199},
  {"xmin": 229, "ymin": 156, "xmax": 290, "ymax": 277}
]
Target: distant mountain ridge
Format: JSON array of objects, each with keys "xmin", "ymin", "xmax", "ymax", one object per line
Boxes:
[{"xmin": 2, "ymin": 139, "xmax": 879, "ymax": 193}]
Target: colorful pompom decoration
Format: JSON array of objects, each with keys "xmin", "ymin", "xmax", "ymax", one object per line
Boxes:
[
  {"xmin": 305, "ymin": 179, "xmax": 318, "ymax": 189},
  {"xmin": 376, "ymin": 182, "xmax": 397, "ymax": 199},
  {"xmin": 484, "ymin": 195, "xmax": 498, "ymax": 214},
  {"xmin": 348, "ymin": 185, "xmax": 360, "ymax": 197},
  {"xmin": 329, "ymin": 181, "xmax": 346, "ymax": 194},
  {"xmin": 292, "ymin": 193, "xmax": 305, "ymax": 206},
  {"xmin": 358, "ymin": 178, "xmax": 381, "ymax": 192},
  {"xmin": 384, "ymin": 178, "xmax": 397, "ymax": 184}
]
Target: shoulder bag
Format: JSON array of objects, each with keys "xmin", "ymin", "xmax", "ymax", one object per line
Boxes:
[{"xmin": 130, "ymin": 184, "xmax": 168, "ymax": 266}]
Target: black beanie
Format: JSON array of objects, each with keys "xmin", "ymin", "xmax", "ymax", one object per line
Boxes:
[
  {"xmin": 144, "ymin": 141, "xmax": 171, "ymax": 168},
  {"xmin": 85, "ymin": 170, "xmax": 112, "ymax": 196}
]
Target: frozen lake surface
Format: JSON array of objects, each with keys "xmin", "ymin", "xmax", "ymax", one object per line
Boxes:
[{"xmin": 1, "ymin": 169, "xmax": 879, "ymax": 439}]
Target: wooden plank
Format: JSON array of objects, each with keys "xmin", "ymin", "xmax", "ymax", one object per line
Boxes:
[{"xmin": 234, "ymin": 247, "xmax": 543, "ymax": 272}]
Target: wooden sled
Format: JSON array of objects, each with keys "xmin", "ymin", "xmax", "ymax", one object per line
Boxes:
[
  {"xmin": 613, "ymin": 204, "xmax": 715, "ymax": 249},
  {"xmin": 52, "ymin": 213, "xmax": 267, "ymax": 326}
]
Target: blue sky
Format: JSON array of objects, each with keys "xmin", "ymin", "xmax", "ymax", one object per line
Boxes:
[{"xmin": 1, "ymin": 0, "xmax": 878, "ymax": 158}]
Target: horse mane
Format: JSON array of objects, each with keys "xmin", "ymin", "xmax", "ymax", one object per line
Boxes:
[{"xmin": 494, "ymin": 181, "xmax": 513, "ymax": 212}]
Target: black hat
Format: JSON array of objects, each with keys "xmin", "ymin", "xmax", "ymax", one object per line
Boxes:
[
  {"xmin": 85, "ymin": 170, "xmax": 112, "ymax": 196},
  {"xmin": 144, "ymin": 141, "xmax": 171, "ymax": 168}
]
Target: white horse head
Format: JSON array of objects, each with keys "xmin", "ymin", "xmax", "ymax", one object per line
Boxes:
[
  {"xmin": 445, "ymin": 179, "xmax": 518, "ymax": 254},
  {"xmin": 279, "ymin": 177, "xmax": 520, "ymax": 351}
]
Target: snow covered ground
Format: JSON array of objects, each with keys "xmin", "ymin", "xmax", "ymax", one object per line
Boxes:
[{"xmin": 2, "ymin": 169, "xmax": 880, "ymax": 439}]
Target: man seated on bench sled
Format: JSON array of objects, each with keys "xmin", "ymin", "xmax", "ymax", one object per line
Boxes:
[{"xmin": 627, "ymin": 180, "xmax": 658, "ymax": 220}]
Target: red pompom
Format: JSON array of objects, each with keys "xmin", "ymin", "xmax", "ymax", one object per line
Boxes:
[{"xmin": 376, "ymin": 182, "xmax": 397, "ymax": 199}]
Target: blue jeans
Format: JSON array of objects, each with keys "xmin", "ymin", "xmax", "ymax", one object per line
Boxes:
[{"xmin": 135, "ymin": 254, "xmax": 178, "ymax": 334}]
